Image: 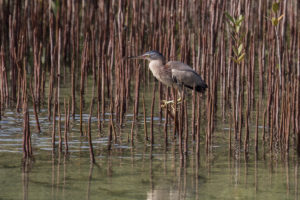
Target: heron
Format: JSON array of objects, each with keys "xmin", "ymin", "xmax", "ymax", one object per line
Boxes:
[{"xmin": 129, "ymin": 50, "xmax": 207, "ymax": 108}]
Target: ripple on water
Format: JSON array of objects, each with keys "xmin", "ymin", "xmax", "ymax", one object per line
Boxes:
[
  {"xmin": 0, "ymin": 120, "xmax": 12, "ymax": 124},
  {"xmin": 0, "ymin": 138, "xmax": 22, "ymax": 142},
  {"xmin": 0, "ymin": 149, "xmax": 22, "ymax": 153},
  {"xmin": 114, "ymin": 144, "xmax": 131, "ymax": 149},
  {"xmin": 0, "ymin": 142, "xmax": 23, "ymax": 147},
  {"xmin": 40, "ymin": 148, "xmax": 54, "ymax": 151},
  {"xmin": 0, "ymin": 120, "xmax": 23, "ymax": 132}
]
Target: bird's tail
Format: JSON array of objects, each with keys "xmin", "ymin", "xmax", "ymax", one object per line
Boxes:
[{"xmin": 195, "ymin": 82, "xmax": 208, "ymax": 93}]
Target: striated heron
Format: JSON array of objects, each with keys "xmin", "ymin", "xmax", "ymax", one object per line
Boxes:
[{"xmin": 129, "ymin": 50, "xmax": 207, "ymax": 108}]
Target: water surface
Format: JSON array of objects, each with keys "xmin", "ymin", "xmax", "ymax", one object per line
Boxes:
[{"xmin": 0, "ymin": 107, "xmax": 299, "ymax": 200}]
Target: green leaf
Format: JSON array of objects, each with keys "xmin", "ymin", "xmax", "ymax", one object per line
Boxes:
[
  {"xmin": 272, "ymin": 2, "xmax": 280, "ymax": 13},
  {"xmin": 232, "ymin": 46, "xmax": 238, "ymax": 57},
  {"xmin": 51, "ymin": 1, "xmax": 58, "ymax": 17},
  {"xmin": 238, "ymin": 53, "xmax": 245, "ymax": 62},
  {"xmin": 236, "ymin": 15, "xmax": 244, "ymax": 26},
  {"xmin": 225, "ymin": 12, "xmax": 235, "ymax": 25},
  {"xmin": 236, "ymin": 25, "xmax": 240, "ymax": 33},
  {"xmin": 227, "ymin": 22, "xmax": 235, "ymax": 30},
  {"xmin": 230, "ymin": 33, "xmax": 237, "ymax": 42},
  {"xmin": 231, "ymin": 57, "xmax": 239, "ymax": 64},
  {"xmin": 272, "ymin": 17, "xmax": 278, "ymax": 26},
  {"xmin": 238, "ymin": 44, "xmax": 243, "ymax": 55},
  {"xmin": 238, "ymin": 32, "xmax": 246, "ymax": 44}
]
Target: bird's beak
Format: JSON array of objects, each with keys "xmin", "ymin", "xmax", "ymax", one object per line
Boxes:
[{"xmin": 127, "ymin": 54, "xmax": 146, "ymax": 60}]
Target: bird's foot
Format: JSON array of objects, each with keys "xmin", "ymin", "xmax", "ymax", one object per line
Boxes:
[
  {"xmin": 177, "ymin": 97, "xmax": 182, "ymax": 103},
  {"xmin": 161, "ymin": 98, "xmax": 182, "ymax": 109},
  {"xmin": 161, "ymin": 100, "xmax": 174, "ymax": 109}
]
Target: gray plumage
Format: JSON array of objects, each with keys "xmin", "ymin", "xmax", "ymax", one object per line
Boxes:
[{"xmin": 129, "ymin": 50, "xmax": 207, "ymax": 93}]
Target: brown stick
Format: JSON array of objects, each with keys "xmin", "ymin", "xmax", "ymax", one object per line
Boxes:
[
  {"xmin": 88, "ymin": 97, "xmax": 95, "ymax": 163},
  {"xmin": 30, "ymin": 82, "xmax": 40, "ymax": 133},
  {"xmin": 142, "ymin": 94, "xmax": 148, "ymax": 141},
  {"xmin": 255, "ymin": 101, "xmax": 259, "ymax": 152},
  {"xmin": 164, "ymin": 88, "xmax": 169, "ymax": 147},
  {"xmin": 64, "ymin": 99, "xmax": 68, "ymax": 153},
  {"xmin": 58, "ymin": 104, "xmax": 62, "ymax": 152},
  {"xmin": 184, "ymin": 99, "xmax": 188, "ymax": 155},
  {"xmin": 52, "ymin": 88, "xmax": 57, "ymax": 149},
  {"xmin": 150, "ymin": 82, "xmax": 156, "ymax": 145}
]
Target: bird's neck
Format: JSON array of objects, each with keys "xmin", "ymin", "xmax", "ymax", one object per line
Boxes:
[
  {"xmin": 148, "ymin": 60, "xmax": 164, "ymax": 78},
  {"xmin": 149, "ymin": 60, "xmax": 164, "ymax": 69}
]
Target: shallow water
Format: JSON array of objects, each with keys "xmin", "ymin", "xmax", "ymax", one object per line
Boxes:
[{"xmin": 0, "ymin": 107, "xmax": 299, "ymax": 200}]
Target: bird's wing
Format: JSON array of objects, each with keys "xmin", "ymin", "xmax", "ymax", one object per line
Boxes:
[
  {"xmin": 166, "ymin": 61, "xmax": 207, "ymax": 92},
  {"xmin": 157, "ymin": 65, "xmax": 174, "ymax": 87}
]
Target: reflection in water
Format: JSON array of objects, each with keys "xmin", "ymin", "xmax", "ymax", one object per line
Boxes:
[
  {"xmin": 22, "ymin": 159, "xmax": 32, "ymax": 200},
  {"xmin": 11, "ymin": 149, "xmax": 300, "ymax": 200},
  {"xmin": 295, "ymin": 160, "xmax": 298, "ymax": 198},
  {"xmin": 1, "ymin": 112, "xmax": 299, "ymax": 200},
  {"xmin": 147, "ymin": 189, "xmax": 179, "ymax": 200},
  {"xmin": 147, "ymin": 154, "xmax": 182, "ymax": 200},
  {"xmin": 86, "ymin": 164, "xmax": 93, "ymax": 200},
  {"xmin": 146, "ymin": 151, "xmax": 299, "ymax": 200}
]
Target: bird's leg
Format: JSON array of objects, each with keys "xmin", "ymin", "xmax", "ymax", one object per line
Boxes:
[
  {"xmin": 161, "ymin": 89, "xmax": 182, "ymax": 110},
  {"xmin": 176, "ymin": 89, "xmax": 183, "ymax": 103},
  {"xmin": 161, "ymin": 99, "xmax": 182, "ymax": 109},
  {"xmin": 177, "ymin": 97, "xmax": 182, "ymax": 103},
  {"xmin": 161, "ymin": 99, "xmax": 175, "ymax": 108}
]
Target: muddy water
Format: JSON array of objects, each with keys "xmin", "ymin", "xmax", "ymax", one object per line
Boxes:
[{"xmin": 0, "ymin": 103, "xmax": 299, "ymax": 200}]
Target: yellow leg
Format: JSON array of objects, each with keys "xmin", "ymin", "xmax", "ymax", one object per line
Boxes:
[
  {"xmin": 161, "ymin": 100, "xmax": 174, "ymax": 108},
  {"xmin": 161, "ymin": 98, "xmax": 182, "ymax": 109}
]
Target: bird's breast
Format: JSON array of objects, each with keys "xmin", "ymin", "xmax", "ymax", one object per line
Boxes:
[
  {"xmin": 148, "ymin": 61, "xmax": 162, "ymax": 79},
  {"xmin": 148, "ymin": 61, "xmax": 174, "ymax": 87}
]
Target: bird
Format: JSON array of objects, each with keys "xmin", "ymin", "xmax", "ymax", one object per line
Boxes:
[{"xmin": 129, "ymin": 50, "xmax": 207, "ymax": 108}]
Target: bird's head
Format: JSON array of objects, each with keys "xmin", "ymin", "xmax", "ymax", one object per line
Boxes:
[{"xmin": 128, "ymin": 50, "xmax": 165, "ymax": 63}]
